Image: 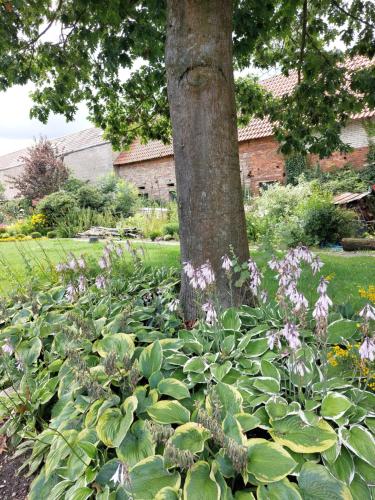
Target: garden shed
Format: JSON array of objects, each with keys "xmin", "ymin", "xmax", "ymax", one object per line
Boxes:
[{"xmin": 333, "ymin": 186, "xmax": 375, "ymax": 230}]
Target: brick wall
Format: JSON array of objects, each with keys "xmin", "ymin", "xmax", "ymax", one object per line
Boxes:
[
  {"xmin": 116, "ymin": 133, "xmax": 370, "ymax": 200},
  {"xmin": 115, "ymin": 156, "xmax": 177, "ymax": 200},
  {"xmin": 116, "ymin": 137, "xmax": 286, "ymax": 198}
]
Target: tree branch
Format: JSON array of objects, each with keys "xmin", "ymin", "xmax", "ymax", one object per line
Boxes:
[
  {"xmin": 298, "ymin": 0, "xmax": 308, "ymax": 84},
  {"xmin": 331, "ymin": 0, "xmax": 374, "ymax": 29}
]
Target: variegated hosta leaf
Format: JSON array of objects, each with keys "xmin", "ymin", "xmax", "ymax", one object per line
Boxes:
[
  {"xmin": 139, "ymin": 340, "xmax": 163, "ymax": 379},
  {"xmin": 93, "ymin": 333, "xmax": 135, "ymax": 359},
  {"xmin": 169, "ymin": 422, "xmax": 211, "ymax": 453},
  {"xmin": 257, "ymin": 478, "xmax": 303, "ymax": 499},
  {"xmin": 183, "ymin": 461, "xmax": 220, "ymax": 500},
  {"xmin": 269, "ymin": 414, "xmax": 337, "ymax": 453},
  {"xmin": 298, "ymin": 462, "xmax": 353, "ymax": 500},
  {"xmin": 147, "ymin": 400, "xmax": 190, "ymax": 425},
  {"xmin": 128, "ymin": 456, "xmax": 181, "ymax": 499},
  {"xmin": 340, "ymin": 425, "xmax": 375, "ymax": 467},
  {"xmin": 96, "ymin": 395, "xmax": 137, "ymax": 447},
  {"xmin": 247, "ymin": 438, "xmax": 297, "ymax": 483},
  {"xmin": 157, "ymin": 378, "xmax": 190, "ymax": 400},
  {"xmin": 321, "ymin": 393, "xmax": 353, "ymax": 420}
]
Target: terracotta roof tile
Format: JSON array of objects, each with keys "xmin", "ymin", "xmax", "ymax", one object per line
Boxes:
[{"xmin": 115, "ymin": 56, "xmax": 374, "ymax": 166}]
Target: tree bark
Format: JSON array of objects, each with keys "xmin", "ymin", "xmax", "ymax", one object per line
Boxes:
[{"xmin": 165, "ymin": 0, "xmax": 251, "ymax": 320}]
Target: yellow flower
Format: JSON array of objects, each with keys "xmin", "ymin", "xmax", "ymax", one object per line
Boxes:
[{"xmin": 325, "ymin": 273, "xmax": 335, "ymax": 282}]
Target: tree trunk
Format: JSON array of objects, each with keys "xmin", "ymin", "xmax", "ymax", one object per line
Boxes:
[{"xmin": 165, "ymin": 0, "xmax": 251, "ymax": 320}]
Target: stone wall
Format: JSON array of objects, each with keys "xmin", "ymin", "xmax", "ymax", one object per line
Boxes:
[
  {"xmin": 0, "ymin": 164, "xmax": 23, "ymax": 199},
  {"xmin": 62, "ymin": 143, "xmax": 117, "ymax": 183},
  {"xmin": 0, "ymin": 142, "xmax": 118, "ymax": 199}
]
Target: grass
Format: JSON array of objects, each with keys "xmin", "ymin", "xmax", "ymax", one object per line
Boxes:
[{"xmin": 0, "ymin": 239, "xmax": 373, "ymax": 309}]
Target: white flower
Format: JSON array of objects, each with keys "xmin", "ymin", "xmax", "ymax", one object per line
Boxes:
[
  {"xmin": 292, "ymin": 292, "xmax": 308, "ymax": 312},
  {"xmin": 55, "ymin": 263, "xmax": 66, "ymax": 273},
  {"xmin": 116, "ymin": 245, "xmax": 123, "ymax": 257},
  {"xmin": 77, "ymin": 257, "xmax": 86, "ymax": 269},
  {"xmin": 168, "ymin": 298, "xmax": 180, "ymax": 312},
  {"xmin": 99, "ymin": 257, "xmax": 109, "ymax": 270},
  {"xmin": 66, "ymin": 283, "xmax": 76, "ymax": 302},
  {"xmin": 200, "ymin": 261, "xmax": 215, "ymax": 285},
  {"xmin": 2, "ymin": 341, "xmax": 13, "ymax": 355},
  {"xmin": 110, "ymin": 463, "xmax": 130, "ymax": 486},
  {"xmin": 248, "ymin": 258, "xmax": 262, "ymax": 295},
  {"xmin": 183, "ymin": 262, "xmax": 195, "ymax": 279},
  {"xmin": 311, "ymin": 257, "xmax": 324, "ymax": 275},
  {"xmin": 317, "ymin": 278, "xmax": 329, "ymax": 295},
  {"xmin": 359, "ymin": 337, "xmax": 375, "ymax": 361},
  {"xmin": 282, "ymin": 322, "xmax": 301, "ymax": 350},
  {"xmin": 95, "ymin": 275, "xmax": 107, "ymax": 290},
  {"xmin": 359, "ymin": 304, "xmax": 375, "ymax": 322},
  {"xmin": 202, "ymin": 301, "xmax": 217, "ymax": 325},
  {"xmin": 68, "ymin": 258, "xmax": 78, "ymax": 270},
  {"xmin": 78, "ymin": 275, "xmax": 87, "ymax": 293},
  {"xmin": 260, "ymin": 290, "xmax": 268, "ymax": 304},
  {"xmin": 267, "ymin": 331, "xmax": 281, "ymax": 350},
  {"xmin": 221, "ymin": 254, "xmax": 232, "ymax": 272},
  {"xmin": 268, "ymin": 256, "xmax": 279, "ymax": 271}
]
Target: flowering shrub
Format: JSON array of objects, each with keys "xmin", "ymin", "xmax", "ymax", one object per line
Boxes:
[
  {"xmin": 0, "ymin": 244, "xmax": 373, "ymax": 498},
  {"xmin": 30, "ymin": 213, "xmax": 48, "ymax": 233}
]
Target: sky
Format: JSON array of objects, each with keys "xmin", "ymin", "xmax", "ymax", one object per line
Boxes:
[
  {"xmin": 0, "ymin": 84, "xmax": 91, "ymax": 156},
  {"xmin": 0, "ymin": 65, "xmax": 276, "ymax": 157}
]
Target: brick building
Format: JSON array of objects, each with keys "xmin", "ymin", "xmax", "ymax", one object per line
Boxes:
[
  {"xmin": 0, "ymin": 128, "xmax": 119, "ymax": 199},
  {"xmin": 115, "ymin": 61, "xmax": 374, "ymax": 200}
]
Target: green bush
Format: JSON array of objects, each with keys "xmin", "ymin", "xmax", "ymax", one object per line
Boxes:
[
  {"xmin": 285, "ymin": 153, "xmax": 307, "ymax": 185},
  {"xmin": 362, "ymin": 143, "xmax": 375, "ymax": 185},
  {"xmin": 111, "ymin": 179, "xmax": 139, "ymax": 217},
  {"xmin": 306, "ymin": 164, "xmax": 367, "ymax": 194},
  {"xmin": 0, "ymin": 198, "xmax": 32, "ymax": 222},
  {"xmin": 244, "ymin": 209, "xmax": 258, "ymax": 242},
  {"xmin": 124, "ymin": 211, "xmax": 167, "ymax": 239},
  {"xmin": 30, "ymin": 231, "xmax": 42, "ymax": 239},
  {"xmin": 77, "ymin": 184, "xmax": 105, "ymax": 210},
  {"xmin": 47, "ymin": 230, "xmax": 58, "ymax": 239},
  {"xmin": 7, "ymin": 217, "xmax": 33, "ymax": 235},
  {"xmin": 149, "ymin": 230, "xmax": 161, "ymax": 240},
  {"xmin": 163, "ymin": 222, "xmax": 179, "ymax": 236},
  {"xmin": 55, "ymin": 207, "xmax": 117, "ymax": 238},
  {"xmin": 302, "ymin": 202, "xmax": 359, "ymax": 245},
  {"xmin": 63, "ymin": 177, "xmax": 87, "ymax": 194},
  {"xmin": 36, "ymin": 191, "xmax": 77, "ymax": 225}
]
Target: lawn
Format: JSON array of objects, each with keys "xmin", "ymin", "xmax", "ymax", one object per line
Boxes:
[{"xmin": 0, "ymin": 239, "xmax": 373, "ymax": 310}]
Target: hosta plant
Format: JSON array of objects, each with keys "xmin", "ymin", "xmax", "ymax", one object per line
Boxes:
[{"xmin": 0, "ymin": 243, "xmax": 373, "ymax": 499}]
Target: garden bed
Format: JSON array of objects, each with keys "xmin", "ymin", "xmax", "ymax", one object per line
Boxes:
[{"xmin": 0, "ymin": 243, "xmax": 373, "ymax": 498}]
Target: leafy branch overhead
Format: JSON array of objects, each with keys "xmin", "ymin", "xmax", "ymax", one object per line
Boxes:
[{"xmin": 0, "ymin": 1, "xmax": 374, "ymax": 155}]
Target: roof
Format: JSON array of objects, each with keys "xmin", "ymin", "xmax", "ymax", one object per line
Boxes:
[
  {"xmin": 115, "ymin": 55, "xmax": 374, "ymax": 166},
  {"xmin": 0, "ymin": 127, "xmax": 107, "ymax": 172},
  {"xmin": 333, "ymin": 191, "xmax": 370, "ymax": 205}
]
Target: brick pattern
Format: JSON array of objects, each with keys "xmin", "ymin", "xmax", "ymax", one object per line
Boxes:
[
  {"xmin": 116, "ymin": 137, "xmax": 370, "ymax": 200},
  {"xmin": 115, "ymin": 156, "xmax": 177, "ymax": 200},
  {"xmin": 310, "ymin": 147, "xmax": 369, "ymax": 171}
]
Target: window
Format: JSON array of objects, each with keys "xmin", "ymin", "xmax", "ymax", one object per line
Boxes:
[
  {"xmin": 259, "ymin": 181, "xmax": 278, "ymax": 191},
  {"xmin": 167, "ymin": 182, "xmax": 175, "ymax": 187}
]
